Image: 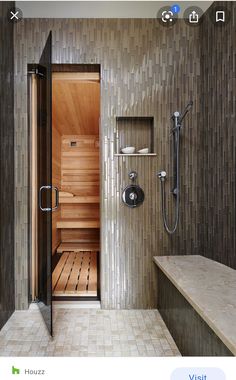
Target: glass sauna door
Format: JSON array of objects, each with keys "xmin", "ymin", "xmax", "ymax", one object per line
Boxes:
[{"xmin": 37, "ymin": 32, "xmax": 53, "ymax": 336}]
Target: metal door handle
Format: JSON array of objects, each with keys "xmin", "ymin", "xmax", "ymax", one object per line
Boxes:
[
  {"xmin": 39, "ymin": 185, "xmax": 51, "ymax": 212},
  {"xmin": 52, "ymin": 186, "xmax": 59, "ymax": 211},
  {"xmin": 39, "ymin": 185, "xmax": 59, "ymax": 212}
]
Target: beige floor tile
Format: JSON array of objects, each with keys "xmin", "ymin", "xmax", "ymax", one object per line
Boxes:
[{"xmin": 0, "ymin": 307, "xmax": 180, "ymax": 357}]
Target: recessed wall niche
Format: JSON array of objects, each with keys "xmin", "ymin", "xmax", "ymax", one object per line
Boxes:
[{"xmin": 115, "ymin": 116, "xmax": 156, "ymax": 156}]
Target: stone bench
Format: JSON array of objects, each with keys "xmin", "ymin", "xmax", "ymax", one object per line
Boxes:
[{"xmin": 153, "ymin": 255, "xmax": 236, "ymax": 356}]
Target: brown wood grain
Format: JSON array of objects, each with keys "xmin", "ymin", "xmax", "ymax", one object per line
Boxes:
[
  {"xmin": 59, "ymin": 194, "xmax": 99, "ymax": 204},
  {"xmin": 57, "ymin": 218, "xmax": 100, "ymax": 229},
  {"xmin": 60, "ymin": 134, "xmax": 100, "ymax": 244},
  {"xmin": 57, "ymin": 242, "xmax": 100, "ymax": 253},
  {"xmin": 77, "ymin": 252, "xmax": 90, "ymax": 293},
  {"xmin": 61, "ymin": 228, "xmax": 100, "ymax": 243},
  {"xmin": 66, "ymin": 252, "xmax": 83, "ymax": 293},
  {"xmin": 54, "ymin": 252, "xmax": 75, "ymax": 293},
  {"xmin": 52, "ymin": 250, "xmax": 98, "ymax": 296},
  {"xmin": 52, "ymin": 251, "xmax": 70, "ymax": 289},
  {"xmin": 53, "ymin": 72, "xmax": 99, "ymax": 81},
  {"xmin": 61, "ymin": 204, "xmax": 99, "ymax": 220},
  {"xmin": 88, "ymin": 251, "xmax": 97, "ymax": 293},
  {"xmin": 52, "ymin": 78, "xmax": 100, "ymax": 136},
  {"xmin": 52, "ymin": 69, "xmax": 100, "ymax": 251}
]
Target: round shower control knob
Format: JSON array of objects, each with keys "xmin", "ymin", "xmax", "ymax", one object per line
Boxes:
[
  {"xmin": 129, "ymin": 192, "xmax": 137, "ymax": 201},
  {"xmin": 122, "ymin": 185, "xmax": 145, "ymax": 208}
]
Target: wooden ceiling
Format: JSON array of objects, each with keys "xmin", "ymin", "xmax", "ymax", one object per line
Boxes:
[{"xmin": 52, "ymin": 73, "xmax": 100, "ymax": 135}]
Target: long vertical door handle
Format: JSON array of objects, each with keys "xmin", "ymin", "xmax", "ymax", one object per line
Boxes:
[
  {"xmin": 39, "ymin": 185, "xmax": 51, "ymax": 211},
  {"xmin": 52, "ymin": 186, "xmax": 59, "ymax": 211}
]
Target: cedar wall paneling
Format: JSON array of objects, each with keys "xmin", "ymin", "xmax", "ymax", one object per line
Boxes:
[
  {"xmin": 200, "ymin": 2, "xmax": 236, "ymax": 269},
  {"xmin": 0, "ymin": 1, "xmax": 15, "ymax": 327},
  {"xmin": 14, "ymin": 19, "xmax": 201, "ymax": 309},
  {"xmin": 60, "ymin": 135, "xmax": 100, "ymax": 244}
]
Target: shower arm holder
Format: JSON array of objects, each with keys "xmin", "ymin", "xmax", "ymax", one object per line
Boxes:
[{"xmin": 128, "ymin": 171, "xmax": 138, "ymax": 183}]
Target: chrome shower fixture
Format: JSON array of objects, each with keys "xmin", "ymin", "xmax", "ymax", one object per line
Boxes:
[
  {"xmin": 129, "ymin": 171, "xmax": 138, "ymax": 182},
  {"xmin": 157, "ymin": 101, "xmax": 193, "ymax": 234},
  {"xmin": 179, "ymin": 100, "xmax": 193, "ymax": 123},
  {"xmin": 171, "ymin": 101, "xmax": 193, "ymax": 133},
  {"xmin": 157, "ymin": 171, "xmax": 167, "ymax": 181},
  {"xmin": 122, "ymin": 170, "xmax": 144, "ymax": 208}
]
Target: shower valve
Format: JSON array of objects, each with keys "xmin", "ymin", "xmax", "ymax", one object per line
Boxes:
[{"xmin": 157, "ymin": 171, "xmax": 167, "ymax": 181}]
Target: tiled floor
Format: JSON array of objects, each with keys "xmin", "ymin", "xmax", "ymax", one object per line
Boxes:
[{"xmin": 0, "ymin": 306, "xmax": 180, "ymax": 357}]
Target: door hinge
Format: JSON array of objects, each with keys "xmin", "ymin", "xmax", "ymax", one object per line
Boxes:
[{"xmin": 28, "ymin": 67, "xmax": 45, "ymax": 77}]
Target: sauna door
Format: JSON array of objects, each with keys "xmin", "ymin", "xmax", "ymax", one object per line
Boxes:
[{"xmin": 37, "ymin": 32, "xmax": 53, "ymax": 336}]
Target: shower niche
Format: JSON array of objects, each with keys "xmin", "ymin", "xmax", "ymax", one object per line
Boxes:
[{"xmin": 114, "ymin": 116, "xmax": 156, "ymax": 156}]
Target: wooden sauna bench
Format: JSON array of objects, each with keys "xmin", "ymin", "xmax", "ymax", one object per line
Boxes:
[
  {"xmin": 57, "ymin": 190, "xmax": 99, "ymax": 228},
  {"xmin": 52, "ymin": 249, "xmax": 98, "ymax": 297},
  {"xmin": 59, "ymin": 192, "xmax": 99, "ymax": 204},
  {"xmin": 56, "ymin": 218, "xmax": 99, "ymax": 229},
  {"xmin": 57, "ymin": 242, "xmax": 100, "ymax": 253}
]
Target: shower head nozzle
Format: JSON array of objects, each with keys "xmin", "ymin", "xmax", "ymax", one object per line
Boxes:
[{"xmin": 179, "ymin": 100, "xmax": 193, "ymax": 122}]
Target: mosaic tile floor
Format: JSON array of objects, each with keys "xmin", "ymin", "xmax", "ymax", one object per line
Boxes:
[{"xmin": 0, "ymin": 306, "xmax": 180, "ymax": 357}]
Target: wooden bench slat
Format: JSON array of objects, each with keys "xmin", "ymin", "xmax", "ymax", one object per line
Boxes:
[
  {"xmin": 77, "ymin": 252, "xmax": 90, "ymax": 293},
  {"xmin": 66, "ymin": 252, "xmax": 83, "ymax": 293},
  {"xmin": 54, "ymin": 252, "xmax": 76, "ymax": 293},
  {"xmin": 88, "ymin": 251, "xmax": 97, "ymax": 292},
  {"xmin": 52, "ymin": 252, "xmax": 70, "ymax": 290}
]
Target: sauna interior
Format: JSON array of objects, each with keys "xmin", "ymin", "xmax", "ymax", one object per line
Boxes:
[{"xmin": 52, "ymin": 69, "xmax": 100, "ymax": 299}]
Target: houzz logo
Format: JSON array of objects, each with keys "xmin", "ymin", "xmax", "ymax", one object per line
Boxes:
[
  {"xmin": 12, "ymin": 366, "xmax": 46, "ymax": 376},
  {"xmin": 12, "ymin": 366, "xmax": 20, "ymax": 375}
]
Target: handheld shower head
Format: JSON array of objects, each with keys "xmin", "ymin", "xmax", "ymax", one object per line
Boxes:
[{"xmin": 179, "ymin": 100, "xmax": 193, "ymax": 122}]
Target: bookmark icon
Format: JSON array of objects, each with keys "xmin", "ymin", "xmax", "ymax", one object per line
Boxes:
[{"xmin": 216, "ymin": 10, "xmax": 225, "ymax": 22}]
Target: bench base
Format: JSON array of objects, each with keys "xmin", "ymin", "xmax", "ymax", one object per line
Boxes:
[{"xmin": 158, "ymin": 269, "xmax": 233, "ymax": 356}]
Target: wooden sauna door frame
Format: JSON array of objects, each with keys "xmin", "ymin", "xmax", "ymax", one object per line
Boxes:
[
  {"xmin": 29, "ymin": 63, "xmax": 101, "ymax": 315},
  {"xmin": 51, "ymin": 63, "xmax": 101, "ymax": 302}
]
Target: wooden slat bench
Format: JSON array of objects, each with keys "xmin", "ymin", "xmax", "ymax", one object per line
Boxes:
[{"xmin": 53, "ymin": 250, "xmax": 98, "ymax": 297}]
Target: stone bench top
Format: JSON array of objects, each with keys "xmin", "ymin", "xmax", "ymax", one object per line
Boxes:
[{"xmin": 153, "ymin": 255, "xmax": 236, "ymax": 356}]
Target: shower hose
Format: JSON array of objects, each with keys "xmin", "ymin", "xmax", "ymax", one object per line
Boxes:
[{"xmin": 159, "ymin": 128, "xmax": 180, "ymax": 234}]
